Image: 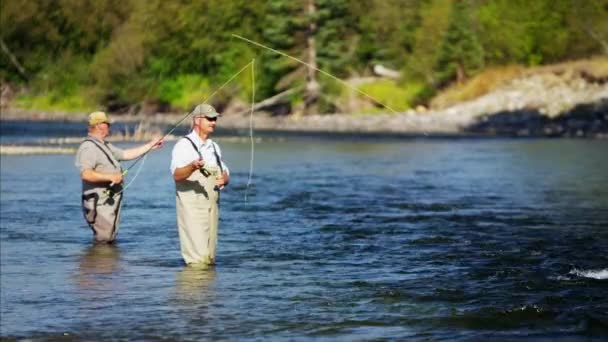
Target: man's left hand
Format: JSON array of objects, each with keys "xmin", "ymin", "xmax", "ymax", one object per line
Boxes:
[{"xmin": 217, "ymin": 171, "xmax": 229, "ymax": 190}]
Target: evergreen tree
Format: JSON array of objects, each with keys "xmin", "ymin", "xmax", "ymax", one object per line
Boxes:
[
  {"xmin": 566, "ymin": 0, "xmax": 608, "ymax": 57},
  {"xmin": 0, "ymin": 0, "xmax": 130, "ymax": 84},
  {"xmin": 404, "ymin": 0, "xmax": 452, "ymax": 86},
  {"xmin": 353, "ymin": 0, "xmax": 420, "ymax": 72},
  {"xmin": 261, "ymin": 0, "xmax": 355, "ymax": 114},
  {"xmin": 436, "ymin": 0, "xmax": 484, "ymax": 85},
  {"xmin": 1, "ymin": 0, "xmax": 606, "ymax": 113},
  {"xmin": 475, "ymin": 0, "xmax": 574, "ymax": 65}
]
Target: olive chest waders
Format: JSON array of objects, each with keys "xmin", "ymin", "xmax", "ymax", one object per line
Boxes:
[{"xmin": 81, "ymin": 139, "xmax": 123, "ymax": 243}]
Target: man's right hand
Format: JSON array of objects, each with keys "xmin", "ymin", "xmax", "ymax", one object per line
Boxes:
[
  {"xmin": 109, "ymin": 173, "xmax": 123, "ymax": 185},
  {"xmin": 174, "ymin": 159, "xmax": 205, "ymax": 182},
  {"xmin": 190, "ymin": 158, "xmax": 205, "ymax": 171}
]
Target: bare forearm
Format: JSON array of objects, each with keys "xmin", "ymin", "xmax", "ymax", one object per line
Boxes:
[
  {"xmin": 81, "ymin": 169, "xmax": 117, "ymax": 183},
  {"xmin": 173, "ymin": 164, "xmax": 197, "ymax": 182},
  {"xmin": 122, "ymin": 141, "xmax": 154, "ymax": 160}
]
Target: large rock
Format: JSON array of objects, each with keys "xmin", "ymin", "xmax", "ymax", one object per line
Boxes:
[{"xmin": 466, "ymin": 99, "xmax": 608, "ymax": 138}]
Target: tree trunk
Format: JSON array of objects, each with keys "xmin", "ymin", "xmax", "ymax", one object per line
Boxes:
[
  {"xmin": 0, "ymin": 37, "xmax": 28, "ymax": 80},
  {"xmin": 456, "ymin": 62, "xmax": 466, "ymax": 84},
  {"xmin": 233, "ymin": 88, "xmax": 297, "ymax": 116},
  {"xmin": 304, "ymin": 0, "xmax": 320, "ymax": 114},
  {"xmin": 583, "ymin": 26, "xmax": 608, "ymax": 55}
]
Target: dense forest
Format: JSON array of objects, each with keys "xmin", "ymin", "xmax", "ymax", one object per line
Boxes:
[{"xmin": 1, "ymin": 0, "xmax": 607, "ymax": 115}]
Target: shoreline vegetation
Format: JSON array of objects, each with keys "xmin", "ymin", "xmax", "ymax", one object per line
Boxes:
[
  {"xmin": 2, "ymin": 58, "xmax": 607, "ymax": 148},
  {"xmin": 2, "ymin": 1, "xmax": 607, "ymax": 151}
]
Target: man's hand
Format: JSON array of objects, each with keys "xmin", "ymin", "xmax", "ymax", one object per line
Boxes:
[
  {"xmin": 217, "ymin": 171, "xmax": 229, "ymax": 190},
  {"xmin": 190, "ymin": 158, "xmax": 205, "ymax": 170},
  {"xmin": 109, "ymin": 173, "xmax": 123, "ymax": 185},
  {"xmin": 149, "ymin": 136, "xmax": 164, "ymax": 150},
  {"xmin": 174, "ymin": 159, "xmax": 204, "ymax": 182}
]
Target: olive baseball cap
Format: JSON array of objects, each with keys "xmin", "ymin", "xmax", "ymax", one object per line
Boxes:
[
  {"xmin": 191, "ymin": 103, "xmax": 220, "ymax": 118},
  {"xmin": 88, "ymin": 111, "xmax": 111, "ymax": 126}
]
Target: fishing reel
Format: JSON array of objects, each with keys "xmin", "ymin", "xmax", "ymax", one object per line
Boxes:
[
  {"xmin": 100, "ymin": 186, "xmax": 118, "ymax": 205},
  {"xmin": 103, "ymin": 187, "xmax": 116, "ymax": 198},
  {"xmin": 200, "ymin": 166, "xmax": 222, "ymax": 179},
  {"xmin": 103, "ymin": 179, "xmax": 123, "ymax": 199},
  {"xmin": 102, "ymin": 170, "xmax": 128, "ymax": 198}
]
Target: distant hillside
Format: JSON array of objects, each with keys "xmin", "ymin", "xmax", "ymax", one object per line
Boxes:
[
  {"xmin": 1, "ymin": 0, "xmax": 607, "ymax": 115},
  {"xmin": 430, "ymin": 57, "xmax": 608, "ymax": 114}
]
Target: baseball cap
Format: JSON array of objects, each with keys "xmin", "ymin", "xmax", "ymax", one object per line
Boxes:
[
  {"xmin": 191, "ymin": 104, "xmax": 220, "ymax": 118},
  {"xmin": 88, "ymin": 111, "xmax": 111, "ymax": 126}
]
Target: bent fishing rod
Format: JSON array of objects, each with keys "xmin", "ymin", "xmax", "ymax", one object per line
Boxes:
[
  {"xmin": 116, "ymin": 60, "xmax": 255, "ymax": 179},
  {"xmin": 231, "ymin": 34, "xmax": 401, "ymax": 115}
]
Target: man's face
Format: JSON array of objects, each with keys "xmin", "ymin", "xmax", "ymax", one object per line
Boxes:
[
  {"xmin": 95, "ymin": 122, "xmax": 110, "ymax": 138},
  {"xmin": 194, "ymin": 115, "xmax": 217, "ymax": 134}
]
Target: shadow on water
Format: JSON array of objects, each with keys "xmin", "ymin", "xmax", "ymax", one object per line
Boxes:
[
  {"xmin": 174, "ymin": 265, "xmax": 217, "ymax": 304},
  {"xmin": 73, "ymin": 243, "xmax": 123, "ymax": 292}
]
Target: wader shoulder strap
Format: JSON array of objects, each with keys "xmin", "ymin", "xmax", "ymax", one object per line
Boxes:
[
  {"xmin": 211, "ymin": 142, "xmax": 224, "ymax": 173},
  {"xmin": 84, "ymin": 139, "xmax": 118, "ymax": 168},
  {"xmin": 183, "ymin": 136, "xmax": 202, "ymax": 159}
]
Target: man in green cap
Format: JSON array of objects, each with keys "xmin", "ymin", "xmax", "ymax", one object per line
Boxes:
[
  {"xmin": 75, "ymin": 111, "xmax": 164, "ymax": 243},
  {"xmin": 171, "ymin": 103, "xmax": 230, "ymax": 266}
]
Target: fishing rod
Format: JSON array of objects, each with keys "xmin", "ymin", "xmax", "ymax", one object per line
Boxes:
[
  {"xmin": 105, "ymin": 60, "xmax": 256, "ymax": 196},
  {"xmin": 231, "ymin": 34, "xmax": 400, "ymax": 115},
  {"xmin": 124, "ymin": 59, "xmax": 255, "ymax": 174}
]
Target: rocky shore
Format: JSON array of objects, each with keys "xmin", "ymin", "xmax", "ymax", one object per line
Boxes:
[{"xmin": 2, "ymin": 61, "xmax": 607, "ymax": 138}]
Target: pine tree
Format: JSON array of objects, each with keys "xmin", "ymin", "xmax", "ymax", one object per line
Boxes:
[
  {"xmin": 261, "ymin": 0, "xmax": 355, "ymax": 114},
  {"xmin": 404, "ymin": 0, "xmax": 452, "ymax": 86},
  {"xmin": 436, "ymin": 0, "xmax": 484, "ymax": 85}
]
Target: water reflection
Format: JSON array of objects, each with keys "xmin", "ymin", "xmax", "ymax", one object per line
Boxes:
[
  {"xmin": 74, "ymin": 243, "xmax": 122, "ymax": 291},
  {"xmin": 3, "ymin": 134, "xmax": 607, "ymax": 339},
  {"xmin": 175, "ymin": 265, "xmax": 216, "ymax": 303}
]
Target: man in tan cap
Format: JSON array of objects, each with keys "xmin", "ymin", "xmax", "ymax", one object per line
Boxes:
[
  {"xmin": 75, "ymin": 111, "xmax": 164, "ymax": 243},
  {"xmin": 170, "ymin": 103, "xmax": 230, "ymax": 266}
]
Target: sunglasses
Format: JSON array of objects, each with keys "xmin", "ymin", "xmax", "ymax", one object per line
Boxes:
[{"xmin": 197, "ymin": 115, "xmax": 217, "ymax": 121}]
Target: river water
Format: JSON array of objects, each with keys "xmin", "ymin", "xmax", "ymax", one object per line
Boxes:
[{"xmin": 1, "ymin": 121, "xmax": 607, "ymax": 340}]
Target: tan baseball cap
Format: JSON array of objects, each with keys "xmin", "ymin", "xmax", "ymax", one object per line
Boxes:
[
  {"xmin": 88, "ymin": 111, "xmax": 111, "ymax": 126},
  {"xmin": 191, "ymin": 104, "xmax": 220, "ymax": 118}
]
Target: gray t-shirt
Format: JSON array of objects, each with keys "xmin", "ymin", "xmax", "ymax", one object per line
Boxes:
[{"xmin": 75, "ymin": 135, "xmax": 125, "ymax": 193}]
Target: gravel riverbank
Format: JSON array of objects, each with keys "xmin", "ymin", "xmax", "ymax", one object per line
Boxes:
[{"xmin": 2, "ymin": 63, "xmax": 607, "ymax": 138}]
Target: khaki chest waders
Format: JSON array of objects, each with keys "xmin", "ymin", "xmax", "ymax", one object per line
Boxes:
[{"xmin": 175, "ymin": 166, "xmax": 221, "ymax": 265}]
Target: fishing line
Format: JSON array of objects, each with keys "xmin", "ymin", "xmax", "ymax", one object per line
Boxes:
[
  {"xmin": 232, "ymin": 34, "xmax": 401, "ymax": 115},
  {"xmin": 245, "ymin": 59, "xmax": 255, "ymax": 202},
  {"xmin": 106, "ymin": 60, "xmax": 256, "ymax": 197},
  {"xmin": 124, "ymin": 59, "xmax": 255, "ymax": 175},
  {"xmin": 104, "ymin": 152, "xmax": 149, "ymax": 198}
]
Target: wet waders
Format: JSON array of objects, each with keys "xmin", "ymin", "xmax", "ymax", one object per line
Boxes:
[
  {"xmin": 79, "ymin": 138, "xmax": 124, "ymax": 243},
  {"xmin": 175, "ymin": 136, "xmax": 223, "ymax": 265}
]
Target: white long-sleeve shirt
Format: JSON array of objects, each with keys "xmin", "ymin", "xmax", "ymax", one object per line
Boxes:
[{"xmin": 170, "ymin": 131, "xmax": 229, "ymax": 175}]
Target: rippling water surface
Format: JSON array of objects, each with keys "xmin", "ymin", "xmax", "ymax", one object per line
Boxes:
[{"xmin": 1, "ymin": 125, "xmax": 607, "ymax": 340}]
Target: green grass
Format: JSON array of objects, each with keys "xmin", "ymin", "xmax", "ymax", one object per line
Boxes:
[
  {"xmin": 355, "ymin": 80, "xmax": 425, "ymax": 114},
  {"xmin": 157, "ymin": 75, "xmax": 211, "ymax": 110},
  {"xmin": 14, "ymin": 91, "xmax": 97, "ymax": 113},
  {"xmin": 430, "ymin": 65, "xmax": 525, "ymax": 109}
]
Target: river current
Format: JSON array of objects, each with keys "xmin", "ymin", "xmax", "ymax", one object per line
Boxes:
[{"xmin": 1, "ymin": 121, "xmax": 607, "ymax": 340}]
